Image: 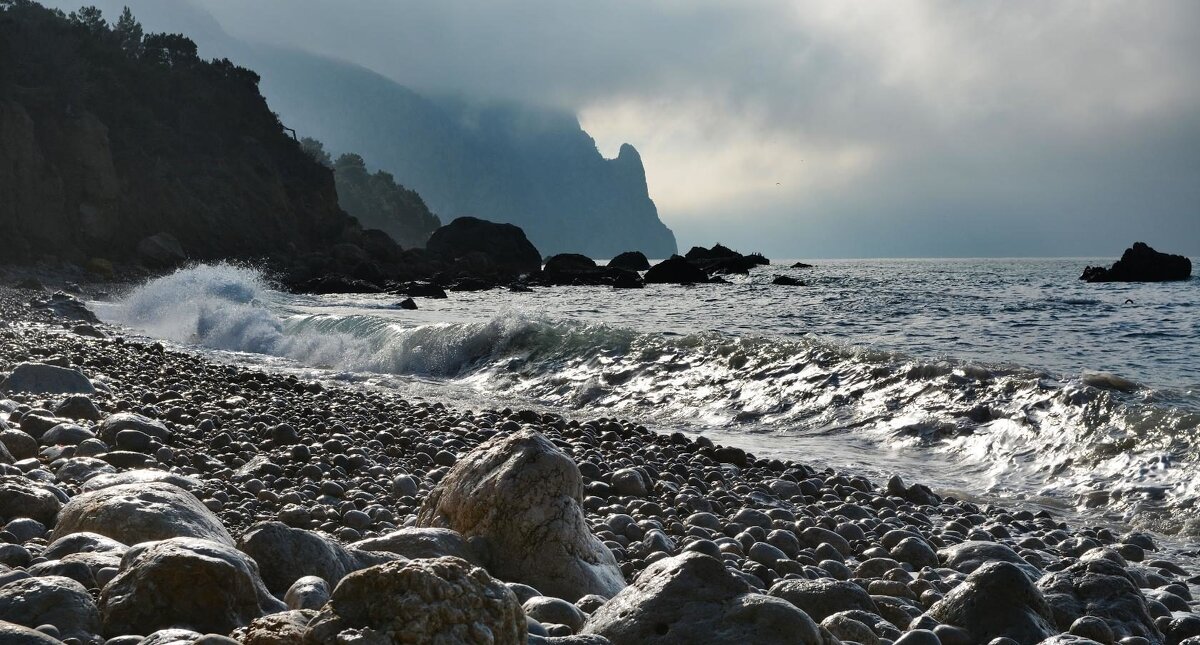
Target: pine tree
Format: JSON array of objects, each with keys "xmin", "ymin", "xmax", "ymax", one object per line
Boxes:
[{"xmin": 113, "ymin": 6, "xmax": 143, "ymax": 56}]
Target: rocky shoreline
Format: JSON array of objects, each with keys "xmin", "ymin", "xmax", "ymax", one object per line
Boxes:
[{"xmin": 0, "ymin": 282, "xmax": 1198, "ymax": 645}]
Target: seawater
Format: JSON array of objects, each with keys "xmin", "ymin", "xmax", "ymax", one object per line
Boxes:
[{"xmin": 91, "ymin": 259, "xmax": 1200, "ymax": 536}]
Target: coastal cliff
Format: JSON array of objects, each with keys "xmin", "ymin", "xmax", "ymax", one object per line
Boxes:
[{"xmin": 0, "ymin": 3, "xmax": 355, "ymax": 266}]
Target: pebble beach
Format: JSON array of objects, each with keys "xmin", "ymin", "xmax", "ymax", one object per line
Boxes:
[{"xmin": 1, "ymin": 280, "xmax": 1198, "ymax": 645}]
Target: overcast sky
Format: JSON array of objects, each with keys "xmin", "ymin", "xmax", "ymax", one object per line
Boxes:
[{"xmin": 53, "ymin": 0, "xmax": 1200, "ymax": 257}]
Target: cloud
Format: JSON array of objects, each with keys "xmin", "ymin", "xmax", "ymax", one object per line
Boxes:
[{"xmin": 46, "ymin": 0, "xmax": 1200, "ymax": 256}]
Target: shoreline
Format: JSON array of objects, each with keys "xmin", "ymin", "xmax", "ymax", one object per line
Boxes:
[{"xmin": 1, "ymin": 281, "xmax": 1198, "ymax": 643}]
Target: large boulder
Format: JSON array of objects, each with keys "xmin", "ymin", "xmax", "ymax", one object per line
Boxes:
[
  {"xmin": 1, "ymin": 363, "xmax": 94, "ymax": 394},
  {"xmin": 768, "ymin": 577, "xmax": 880, "ymax": 622},
  {"xmin": 925, "ymin": 561, "xmax": 1058, "ymax": 644},
  {"xmin": 1081, "ymin": 242, "xmax": 1192, "ymax": 282},
  {"xmin": 55, "ymin": 482, "xmax": 234, "ymax": 547},
  {"xmin": 0, "ymin": 475, "xmax": 62, "ymax": 525},
  {"xmin": 427, "ymin": 217, "xmax": 542, "ymax": 277},
  {"xmin": 644, "ymin": 255, "xmax": 708, "ymax": 285},
  {"xmin": 237, "ymin": 521, "xmax": 400, "ymax": 595},
  {"xmin": 99, "ymin": 537, "xmax": 285, "ymax": 636},
  {"xmin": 581, "ymin": 551, "xmax": 821, "ymax": 645},
  {"xmin": 939, "ymin": 540, "xmax": 1041, "ymax": 580},
  {"xmin": 607, "ymin": 251, "xmax": 650, "ymax": 272},
  {"xmin": 351, "ymin": 527, "xmax": 480, "ymax": 565},
  {"xmin": 1037, "ymin": 555, "xmax": 1163, "ymax": 644},
  {"xmin": 416, "ymin": 429, "xmax": 625, "ymax": 602},
  {"xmin": 0, "ymin": 575, "xmax": 101, "ymax": 641},
  {"xmin": 303, "ymin": 556, "xmax": 525, "ymax": 645},
  {"xmin": 96, "ymin": 412, "xmax": 171, "ymax": 444}
]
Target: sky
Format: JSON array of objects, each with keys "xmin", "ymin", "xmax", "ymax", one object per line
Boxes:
[{"xmin": 49, "ymin": 0, "xmax": 1200, "ymax": 258}]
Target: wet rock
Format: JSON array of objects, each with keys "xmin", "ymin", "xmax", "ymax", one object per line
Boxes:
[
  {"xmin": 644, "ymin": 256, "xmax": 709, "ymax": 285},
  {"xmin": 56, "ymin": 482, "xmax": 233, "ymax": 547},
  {"xmin": 939, "ymin": 540, "xmax": 1041, "ymax": 579},
  {"xmin": 417, "ymin": 429, "xmax": 625, "ymax": 601},
  {"xmin": 607, "ymin": 252, "xmax": 651, "ymax": 272},
  {"xmin": 96, "ymin": 413, "xmax": 170, "ymax": 444},
  {"xmin": 1, "ymin": 363, "xmax": 94, "ymax": 394},
  {"xmin": 100, "ymin": 537, "xmax": 285, "ymax": 636},
  {"xmin": 0, "ymin": 475, "xmax": 62, "ymax": 524},
  {"xmin": 926, "ymin": 561, "xmax": 1058, "ymax": 644},
  {"xmin": 1037, "ymin": 556, "xmax": 1163, "ymax": 643},
  {"xmin": 238, "ymin": 521, "xmax": 399, "ymax": 595},
  {"xmin": 887, "ymin": 474, "xmax": 941, "ymax": 506},
  {"xmin": 581, "ymin": 551, "xmax": 821, "ymax": 645},
  {"xmin": 0, "ymin": 575, "xmax": 100, "ymax": 642},
  {"xmin": 769, "ymin": 577, "xmax": 880, "ymax": 622},
  {"xmin": 351, "ymin": 526, "xmax": 479, "ymax": 564},
  {"xmin": 303, "ymin": 556, "xmax": 525, "ymax": 645}
]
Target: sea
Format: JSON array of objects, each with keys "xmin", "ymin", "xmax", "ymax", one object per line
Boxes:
[{"xmin": 90, "ymin": 258, "xmax": 1200, "ymax": 539}]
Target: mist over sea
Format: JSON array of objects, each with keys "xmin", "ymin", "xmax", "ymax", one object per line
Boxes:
[{"xmin": 94, "ymin": 258, "xmax": 1200, "ymax": 536}]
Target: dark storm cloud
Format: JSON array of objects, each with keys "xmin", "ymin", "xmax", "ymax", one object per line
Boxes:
[{"xmin": 46, "ymin": 0, "xmax": 1200, "ymax": 257}]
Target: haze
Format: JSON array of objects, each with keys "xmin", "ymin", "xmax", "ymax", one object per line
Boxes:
[{"xmin": 49, "ymin": 0, "xmax": 1200, "ymax": 258}]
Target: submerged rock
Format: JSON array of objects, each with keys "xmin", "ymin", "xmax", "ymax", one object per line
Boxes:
[
  {"xmin": 417, "ymin": 429, "xmax": 625, "ymax": 602},
  {"xmin": 581, "ymin": 551, "xmax": 820, "ymax": 645},
  {"xmin": 303, "ymin": 556, "xmax": 525, "ymax": 645},
  {"xmin": 1080, "ymin": 242, "xmax": 1192, "ymax": 282}
]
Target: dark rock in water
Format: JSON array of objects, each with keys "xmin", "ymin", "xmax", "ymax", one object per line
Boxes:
[
  {"xmin": 401, "ymin": 282, "xmax": 448, "ymax": 298},
  {"xmin": 887, "ymin": 474, "xmax": 941, "ymax": 506},
  {"xmin": 608, "ymin": 251, "xmax": 651, "ymax": 272},
  {"xmin": 582, "ymin": 551, "xmax": 821, "ymax": 645},
  {"xmin": 685, "ymin": 244, "xmax": 742, "ymax": 261},
  {"xmin": 136, "ymin": 232, "xmax": 187, "ymax": 268},
  {"xmin": 448, "ymin": 277, "xmax": 496, "ymax": 292},
  {"xmin": 545, "ymin": 253, "xmax": 598, "ymax": 274},
  {"xmin": 1080, "ymin": 242, "xmax": 1192, "ymax": 282},
  {"xmin": 397, "ymin": 297, "xmax": 418, "ymax": 310},
  {"xmin": 925, "ymin": 561, "xmax": 1058, "ymax": 644},
  {"xmin": 683, "ymin": 244, "xmax": 769, "ymax": 276},
  {"xmin": 540, "ymin": 253, "xmax": 645, "ymax": 288},
  {"xmin": 771, "ymin": 275, "xmax": 804, "ymax": 286},
  {"xmin": 644, "ymin": 255, "xmax": 709, "ymax": 285},
  {"xmin": 416, "ymin": 429, "xmax": 625, "ymax": 602},
  {"xmin": 427, "ymin": 216, "xmax": 542, "ymax": 277},
  {"xmin": 791, "ymin": 261, "xmax": 814, "ymax": 268},
  {"xmin": 293, "ymin": 275, "xmax": 384, "ymax": 294},
  {"xmin": 303, "ymin": 557, "xmax": 526, "ymax": 645}
]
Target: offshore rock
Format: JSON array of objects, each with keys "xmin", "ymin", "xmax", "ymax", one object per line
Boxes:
[
  {"xmin": 1081, "ymin": 242, "xmax": 1192, "ymax": 282},
  {"xmin": 427, "ymin": 217, "xmax": 542, "ymax": 278},
  {"xmin": 417, "ymin": 429, "xmax": 625, "ymax": 602}
]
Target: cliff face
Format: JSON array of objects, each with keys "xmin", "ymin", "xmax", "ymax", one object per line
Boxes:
[
  {"xmin": 0, "ymin": 3, "xmax": 354, "ymax": 265},
  {"xmin": 228, "ymin": 45, "xmax": 679, "ymax": 259}
]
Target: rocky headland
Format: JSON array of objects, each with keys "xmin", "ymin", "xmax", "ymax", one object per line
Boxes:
[{"xmin": 0, "ymin": 282, "xmax": 1198, "ymax": 644}]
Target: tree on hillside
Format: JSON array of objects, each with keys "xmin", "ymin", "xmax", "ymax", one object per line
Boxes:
[
  {"xmin": 301, "ymin": 138, "xmax": 442, "ymax": 248},
  {"xmin": 113, "ymin": 6, "xmax": 143, "ymax": 56}
]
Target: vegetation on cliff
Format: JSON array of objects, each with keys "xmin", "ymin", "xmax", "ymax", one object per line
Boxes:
[
  {"xmin": 0, "ymin": 1, "xmax": 356, "ymax": 264},
  {"xmin": 301, "ymin": 137, "xmax": 441, "ymax": 249}
]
